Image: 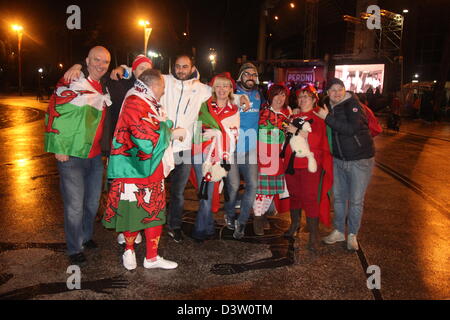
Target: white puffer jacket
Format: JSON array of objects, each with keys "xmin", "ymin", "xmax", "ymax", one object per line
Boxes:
[{"xmin": 161, "ymin": 73, "xmax": 211, "ymax": 153}]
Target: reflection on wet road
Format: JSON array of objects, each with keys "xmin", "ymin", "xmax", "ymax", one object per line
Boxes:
[
  {"xmin": 0, "ymin": 104, "xmax": 45, "ymax": 129},
  {"xmin": 0, "ymin": 98, "xmax": 449, "ymax": 300}
]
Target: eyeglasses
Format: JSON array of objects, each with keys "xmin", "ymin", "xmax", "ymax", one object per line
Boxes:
[{"xmin": 243, "ymin": 71, "xmax": 258, "ymax": 78}]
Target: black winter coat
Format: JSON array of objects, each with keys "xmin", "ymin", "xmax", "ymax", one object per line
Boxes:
[{"xmin": 324, "ymin": 92, "xmax": 375, "ymax": 161}]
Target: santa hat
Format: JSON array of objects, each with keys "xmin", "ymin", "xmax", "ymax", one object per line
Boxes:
[
  {"xmin": 237, "ymin": 62, "xmax": 259, "ymax": 85},
  {"xmin": 296, "ymin": 84, "xmax": 319, "ymax": 102},
  {"xmin": 209, "ymin": 72, "xmax": 236, "ymax": 90},
  {"xmin": 132, "ymin": 54, "xmax": 153, "ymax": 72}
]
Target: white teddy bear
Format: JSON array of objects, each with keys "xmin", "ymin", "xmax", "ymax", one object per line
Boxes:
[
  {"xmin": 202, "ymin": 161, "xmax": 228, "ymax": 182},
  {"xmin": 287, "ymin": 117, "xmax": 317, "ymax": 173}
]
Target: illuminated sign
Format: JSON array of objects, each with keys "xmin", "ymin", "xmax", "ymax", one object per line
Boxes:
[{"xmin": 286, "ymin": 70, "xmax": 315, "ymax": 83}]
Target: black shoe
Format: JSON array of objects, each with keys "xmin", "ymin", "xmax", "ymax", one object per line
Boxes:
[
  {"xmin": 306, "ymin": 217, "xmax": 320, "ymax": 252},
  {"xmin": 253, "ymin": 216, "xmax": 265, "ymax": 236},
  {"xmin": 168, "ymin": 229, "xmax": 183, "ymax": 243},
  {"xmin": 224, "ymin": 215, "xmax": 235, "ymax": 230},
  {"xmin": 69, "ymin": 252, "xmax": 87, "ymax": 265},
  {"xmin": 233, "ymin": 220, "xmax": 246, "ymax": 240},
  {"xmin": 205, "ymin": 233, "xmax": 216, "ymax": 240},
  {"xmin": 284, "ymin": 209, "xmax": 301, "ymax": 238},
  {"xmin": 82, "ymin": 240, "xmax": 98, "ymax": 250}
]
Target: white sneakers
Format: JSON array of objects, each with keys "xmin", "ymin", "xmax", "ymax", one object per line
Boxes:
[
  {"xmin": 323, "ymin": 230, "xmax": 359, "ymax": 251},
  {"xmin": 117, "ymin": 232, "xmax": 142, "ymax": 245},
  {"xmin": 347, "ymin": 233, "xmax": 359, "ymax": 251},
  {"xmin": 122, "ymin": 249, "xmax": 137, "ymax": 270},
  {"xmin": 144, "ymin": 255, "xmax": 178, "ymax": 269},
  {"xmin": 123, "ymin": 251, "xmax": 178, "ymax": 270},
  {"xmin": 322, "ymin": 229, "xmax": 346, "ymax": 244}
]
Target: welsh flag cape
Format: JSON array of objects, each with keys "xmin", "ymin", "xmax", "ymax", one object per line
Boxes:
[
  {"xmin": 190, "ymin": 98, "xmax": 239, "ymax": 206},
  {"xmin": 44, "ymin": 74, "xmax": 112, "ymax": 158},
  {"xmin": 107, "ymin": 80, "xmax": 174, "ymax": 180},
  {"xmin": 192, "ymin": 98, "xmax": 240, "ymax": 161}
]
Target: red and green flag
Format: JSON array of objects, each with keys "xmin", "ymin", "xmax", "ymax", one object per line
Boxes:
[{"xmin": 44, "ymin": 76, "xmax": 111, "ymax": 158}]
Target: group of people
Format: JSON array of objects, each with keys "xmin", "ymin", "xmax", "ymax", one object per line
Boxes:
[{"xmin": 44, "ymin": 45, "xmax": 375, "ymax": 271}]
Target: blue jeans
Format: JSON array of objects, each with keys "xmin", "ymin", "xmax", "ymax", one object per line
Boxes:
[
  {"xmin": 193, "ymin": 153, "xmax": 216, "ymax": 240},
  {"xmin": 332, "ymin": 157, "xmax": 375, "ymax": 235},
  {"xmin": 224, "ymin": 151, "xmax": 258, "ymax": 225},
  {"xmin": 57, "ymin": 155, "xmax": 104, "ymax": 255},
  {"xmin": 167, "ymin": 151, "xmax": 192, "ymax": 230}
]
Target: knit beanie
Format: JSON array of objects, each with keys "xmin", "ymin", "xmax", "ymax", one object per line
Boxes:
[
  {"xmin": 326, "ymin": 78, "xmax": 345, "ymax": 91},
  {"xmin": 132, "ymin": 55, "xmax": 153, "ymax": 72},
  {"xmin": 237, "ymin": 62, "xmax": 259, "ymax": 85}
]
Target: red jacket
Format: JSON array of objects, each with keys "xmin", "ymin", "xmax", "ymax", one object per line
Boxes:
[
  {"xmin": 284, "ymin": 107, "xmax": 333, "ymax": 227},
  {"xmin": 284, "ymin": 109, "xmax": 328, "ymax": 169}
]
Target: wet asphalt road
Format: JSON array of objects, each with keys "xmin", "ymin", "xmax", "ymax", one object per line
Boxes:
[{"xmin": 0, "ymin": 95, "xmax": 449, "ymax": 300}]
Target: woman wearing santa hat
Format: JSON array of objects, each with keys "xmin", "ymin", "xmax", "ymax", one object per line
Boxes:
[
  {"xmin": 191, "ymin": 72, "xmax": 240, "ymax": 243},
  {"xmin": 283, "ymin": 84, "xmax": 333, "ymax": 252}
]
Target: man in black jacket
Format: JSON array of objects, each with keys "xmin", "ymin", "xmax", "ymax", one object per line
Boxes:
[{"xmin": 314, "ymin": 78, "xmax": 375, "ymax": 251}]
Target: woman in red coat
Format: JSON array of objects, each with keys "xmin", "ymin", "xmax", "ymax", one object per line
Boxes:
[{"xmin": 283, "ymin": 85, "xmax": 333, "ymax": 252}]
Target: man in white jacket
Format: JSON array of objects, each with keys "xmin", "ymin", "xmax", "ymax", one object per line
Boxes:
[
  {"xmin": 161, "ymin": 55, "xmax": 250, "ymax": 242},
  {"xmin": 162, "ymin": 55, "xmax": 211, "ymax": 242}
]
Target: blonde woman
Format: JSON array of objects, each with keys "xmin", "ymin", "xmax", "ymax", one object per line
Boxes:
[{"xmin": 191, "ymin": 73, "xmax": 240, "ymax": 243}]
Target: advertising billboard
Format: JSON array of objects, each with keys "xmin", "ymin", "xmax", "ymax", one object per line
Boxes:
[{"xmin": 334, "ymin": 64, "xmax": 385, "ymax": 93}]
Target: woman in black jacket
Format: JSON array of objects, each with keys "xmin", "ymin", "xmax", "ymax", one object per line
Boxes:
[{"xmin": 314, "ymin": 78, "xmax": 375, "ymax": 251}]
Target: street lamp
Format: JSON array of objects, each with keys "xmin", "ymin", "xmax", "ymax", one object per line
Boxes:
[
  {"xmin": 37, "ymin": 68, "xmax": 44, "ymax": 100},
  {"xmin": 138, "ymin": 20, "xmax": 152, "ymax": 57},
  {"xmin": 208, "ymin": 49, "xmax": 217, "ymax": 76},
  {"xmin": 12, "ymin": 24, "xmax": 23, "ymax": 96}
]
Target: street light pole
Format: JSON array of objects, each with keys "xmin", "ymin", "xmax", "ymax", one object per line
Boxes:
[
  {"xmin": 209, "ymin": 49, "xmax": 216, "ymax": 78},
  {"xmin": 18, "ymin": 31, "xmax": 22, "ymax": 96},
  {"xmin": 12, "ymin": 25, "xmax": 23, "ymax": 96},
  {"xmin": 139, "ymin": 20, "xmax": 152, "ymax": 57}
]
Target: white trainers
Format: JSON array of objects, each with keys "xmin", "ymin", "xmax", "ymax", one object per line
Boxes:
[
  {"xmin": 122, "ymin": 249, "xmax": 137, "ymax": 270},
  {"xmin": 143, "ymin": 255, "xmax": 178, "ymax": 269},
  {"xmin": 117, "ymin": 232, "xmax": 142, "ymax": 245},
  {"xmin": 347, "ymin": 233, "xmax": 359, "ymax": 251},
  {"xmin": 134, "ymin": 233, "xmax": 142, "ymax": 244},
  {"xmin": 117, "ymin": 233, "xmax": 125, "ymax": 244},
  {"xmin": 322, "ymin": 229, "xmax": 346, "ymax": 244}
]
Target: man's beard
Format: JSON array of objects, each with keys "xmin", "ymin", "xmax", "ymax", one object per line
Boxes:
[
  {"xmin": 176, "ymin": 72, "xmax": 189, "ymax": 80},
  {"xmin": 242, "ymin": 80, "xmax": 255, "ymax": 90}
]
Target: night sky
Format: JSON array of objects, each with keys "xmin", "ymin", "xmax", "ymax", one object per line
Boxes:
[
  {"xmin": 1, "ymin": 0, "xmax": 449, "ymax": 90},
  {"xmin": 0, "ymin": 0, "xmax": 263, "ymax": 87}
]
